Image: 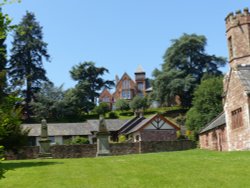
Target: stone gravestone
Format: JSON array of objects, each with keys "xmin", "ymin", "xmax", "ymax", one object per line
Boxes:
[
  {"xmin": 38, "ymin": 119, "xmax": 52, "ymax": 158},
  {"xmin": 96, "ymin": 116, "xmax": 110, "ymax": 156}
]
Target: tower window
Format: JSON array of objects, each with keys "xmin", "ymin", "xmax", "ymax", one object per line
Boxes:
[
  {"xmin": 228, "ymin": 36, "xmax": 233, "ymax": 58},
  {"xmin": 137, "ymin": 83, "xmax": 144, "ymax": 91}
]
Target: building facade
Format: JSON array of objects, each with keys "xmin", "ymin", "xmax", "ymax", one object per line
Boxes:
[
  {"xmin": 199, "ymin": 8, "xmax": 250, "ymax": 151},
  {"xmin": 99, "ymin": 65, "xmax": 151, "ymax": 109}
]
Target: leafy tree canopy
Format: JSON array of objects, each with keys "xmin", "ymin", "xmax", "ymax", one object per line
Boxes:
[
  {"xmin": 130, "ymin": 96, "xmax": 148, "ymax": 111},
  {"xmin": 153, "ymin": 33, "xmax": 226, "ymax": 106},
  {"xmin": 185, "ymin": 76, "xmax": 223, "ymax": 136},
  {"xmin": 70, "ymin": 61, "xmax": 114, "ymax": 112},
  {"xmin": 93, "ymin": 102, "xmax": 110, "ymax": 115},
  {"xmin": 115, "ymin": 99, "xmax": 130, "ymax": 111},
  {"xmin": 0, "ymin": 95, "xmax": 29, "ymax": 152}
]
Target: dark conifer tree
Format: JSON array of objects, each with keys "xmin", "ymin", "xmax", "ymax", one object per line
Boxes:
[
  {"xmin": 9, "ymin": 11, "xmax": 50, "ymax": 120},
  {"xmin": 0, "ymin": 9, "xmax": 11, "ymax": 102}
]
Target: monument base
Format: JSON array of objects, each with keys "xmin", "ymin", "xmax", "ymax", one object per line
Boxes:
[
  {"xmin": 38, "ymin": 152, "xmax": 52, "ymax": 158},
  {"xmin": 96, "ymin": 151, "xmax": 111, "ymax": 157}
]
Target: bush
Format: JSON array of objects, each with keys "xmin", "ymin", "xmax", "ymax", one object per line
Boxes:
[
  {"xmin": 0, "ymin": 146, "xmax": 5, "ymax": 179},
  {"xmin": 129, "ymin": 96, "xmax": 148, "ymax": 111},
  {"xmin": 118, "ymin": 135, "xmax": 127, "ymax": 143},
  {"xmin": 93, "ymin": 102, "xmax": 111, "ymax": 115},
  {"xmin": 119, "ymin": 111, "xmax": 134, "ymax": 116},
  {"xmin": 70, "ymin": 136, "xmax": 89, "ymax": 145},
  {"xmin": 115, "ymin": 99, "xmax": 130, "ymax": 111},
  {"xmin": 108, "ymin": 112, "xmax": 119, "ymax": 119}
]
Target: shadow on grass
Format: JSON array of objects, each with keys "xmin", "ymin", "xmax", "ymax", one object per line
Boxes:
[{"xmin": 2, "ymin": 161, "xmax": 63, "ymax": 171}]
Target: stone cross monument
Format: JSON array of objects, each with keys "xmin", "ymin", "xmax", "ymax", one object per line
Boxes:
[
  {"xmin": 96, "ymin": 115, "xmax": 110, "ymax": 156},
  {"xmin": 38, "ymin": 119, "xmax": 52, "ymax": 158}
]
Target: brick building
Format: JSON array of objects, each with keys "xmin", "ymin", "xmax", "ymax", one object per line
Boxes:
[
  {"xmin": 199, "ymin": 8, "xmax": 250, "ymax": 151},
  {"xmin": 99, "ymin": 65, "xmax": 151, "ymax": 109}
]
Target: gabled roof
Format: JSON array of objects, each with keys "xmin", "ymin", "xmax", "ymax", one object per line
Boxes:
[
  {"xmin": 237, "ymin": 64, "xmax": 250, "ymax": 94},
  {"xmin": 118, "ymin": 116, "xmax": 145, "ymax": 134},
  {"xmin": 125, "ymin": 114, "xmax": 180, "ymax": 135},
  {"xmin": 116, "ymin": 72, "xmax": 135, "ymax": 87},
  {"xmin": 199, "ymin": 112, "xmax": 226, "ymax": 134},
  {"xmin": 99, "ymin": 88, "xmax": 112, "ymax": 98}
]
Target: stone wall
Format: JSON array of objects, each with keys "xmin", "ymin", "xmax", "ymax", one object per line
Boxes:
[
  {"xmin": 140, "ymin": 130, "xmax": 177, "ymax": 142},
  {"xmin": 50, "ymin": 144, "xmax": 97, "ymax": 158},
  {"xmin": 140, "ymin": 140, "xmax": 196, "ymax": 153},
  {"xmin": 224, "ymin": 70, "xmax": 250, "ymax": 151},
  {"xmin": 5, "ymin": 146, "xmax": 39, "ymax": 160},
  {"xmin": 110, "ymin": 143, "xmax": 139, "ymax": 155},
  {"xmin": 5, "ymin": 140, "xmax": 195, "ymax": 160},
  {"xmin": 199, "ymin": 125, "xmax": 228, "ymax": 151}
]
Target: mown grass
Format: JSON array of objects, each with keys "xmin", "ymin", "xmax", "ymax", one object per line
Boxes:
[{"xmin": 1, "ymin": 149, "xmax": 250, "ymax": 188}]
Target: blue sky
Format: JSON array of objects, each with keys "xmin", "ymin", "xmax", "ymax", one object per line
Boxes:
[{"xmin": 2, "ymin": 1, "xmax": 250, "ymax": 89}]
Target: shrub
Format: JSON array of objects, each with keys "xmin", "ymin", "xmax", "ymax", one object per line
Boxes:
[
  {"xmin": 119, "ymin": 111, "xmax": 134, "ymax": 116},
  {"xmin": 93, "ymin": 102, "xmax": 110, "ymax": 115},
  {"xmin": 108, "ymin": 112, "xmax": 119, "ymax": 119},
  {"xmin": 0, "ymin": 146, "xmax": 5, "ymax": 179},
  {"xmin": 70, "ymin": 136, "xmax": 89, "ymax": 145},
  {"xmin": 115, "ymin": 99, "xmax": 130, "ymax": 111},
  {"xmin": 129, "ymin": 96, "xmax": 148, "ymax": 111},
  {"xmin": 118, "ymin": 135, "xmax": 127, "ymax": 143}
]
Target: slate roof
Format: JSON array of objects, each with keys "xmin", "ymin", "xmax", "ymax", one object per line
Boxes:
[
  {"xmin": 87, "ymin": 119, "xmax": 128, "ymax": 132},
  {"xmin": 237, "ymin": 64, "xmax": 250, "ymax": 94},
  {"xmin": 126, "ymin": 116, "xmax": 155, "ymax": 134},
  {"xmin": 199, "ymin": 112, "xmax": 226, "ymax": 134},
  {"xmin": 22, "ymin": 123, "xmax": 92, "ymax": 137},
  {"xmin": 22, "ymin": 119, "xmax": 129, "ymax": 137}
]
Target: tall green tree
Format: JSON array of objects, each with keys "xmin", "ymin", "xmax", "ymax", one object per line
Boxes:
[
  {"xmin": 153, "ymin": 33, "xmax": 226, "ymax": 106},
  {"xmin": 0, "ymin": 9, "xmax": 12, "ymax": 102},
  {"xmin": 70, "ymin": 62, "xmax": 114, "ymax": 112},
  {"xmin": 9, "ymin": 11, "xmax": 50, "ymax": 120},
  {"xmin": 185, "ymin": 76, "xmax": 223, "ymax": 137}
]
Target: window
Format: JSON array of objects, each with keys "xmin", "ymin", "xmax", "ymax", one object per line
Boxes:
[
  {"xmin": 49, "ymin": 136, "xmax": 55, "ymax": 144},
  {"xmin": 28, "ymin": 137, "xmax": 36, "ymax": 146},
  {"xmin": 135, "ymin": 135, "xmax": 140, "ymax": 142},
  {"xmin": 228, "ymin": 36, "xmax": 233, "ymax": 58},
  {"xmin": 102, "ymin": 97, "xmax": 110, "ymax": 102},
  {"xmin": 231, "ymin": 108, "xmax": 243, "ymax": 129},
  {"xmin": 122, "ymin": 80, "xmax": 130, "ymax": 89},
  {"xmin": 137, "ymin": 83, "xmax": 144, "ymax": 91},
  {"xmin": 122, "ymin": 90, "xmax": 131, "ymax": 99}
]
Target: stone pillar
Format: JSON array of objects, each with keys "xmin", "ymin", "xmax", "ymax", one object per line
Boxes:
[
  {"xmin": 96, "ymin": 116, "xmax": 110, "ymax": 156},
  {"xmin": 38, "ymin": 119, "xmax": 52, "ymax": 158}
]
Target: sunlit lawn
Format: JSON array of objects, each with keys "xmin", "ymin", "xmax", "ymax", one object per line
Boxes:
[{"xmin": 1, "ymin": 149, "xmax": 250, "ymax": 188}]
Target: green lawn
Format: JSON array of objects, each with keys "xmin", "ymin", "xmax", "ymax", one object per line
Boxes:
[{"xmin": 1, "ymin": 149, "xmax": 250, "ymax": 188}]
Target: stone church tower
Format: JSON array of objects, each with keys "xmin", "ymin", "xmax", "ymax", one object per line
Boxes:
[{"xmin": 224, "ymin": 8, "xmax": 250, "ymax": 150}]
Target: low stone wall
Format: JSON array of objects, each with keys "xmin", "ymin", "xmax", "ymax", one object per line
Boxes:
[
  {"xmin": 5, "ymin": 146, "xmax": 39, "ymax": 160},
  {"xmin": 5, "ymin": 140, "xmax": 196, "ymax": 160},
  {"xmin": 110, "ymin": 142, "xmax": 139, "ymax": 155},
  {"xmin": 140, "ymin": 140, "xmax": 196, "ymax": 153},
  {"xmin": 50, "ymin": 144, "xmax": 97, "ymax": 158}
]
